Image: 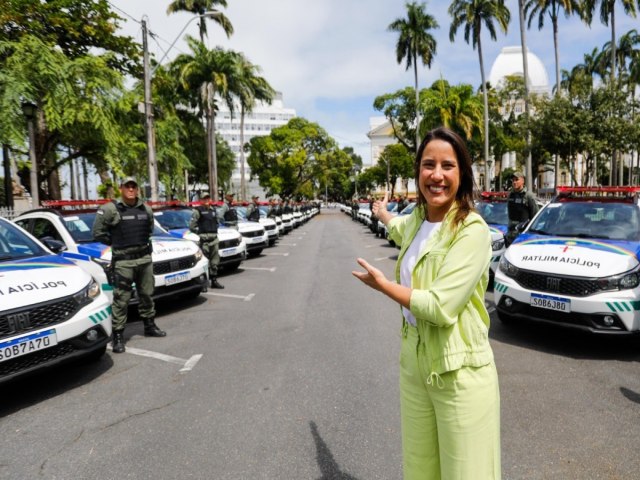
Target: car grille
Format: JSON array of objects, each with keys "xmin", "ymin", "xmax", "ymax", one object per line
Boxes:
[
  {"xmin": 219, "ymin": 237, "xmax": 241, "ymax": 249},
  {"xmin": 153, "ymin": 255, "xmax": 197, "ymax": 275},
  {"xmin": 242, "ymin": 230, "xmax": 264, "ymax": 238},
  {"xmin": 0, "ymin": 297, "xmax": 80, "ymax": 340},
  {"xmin": 0, "ymin": 343, "xmax": 76, "ymax": 378},
  {"xmin": 264, "ymin": 224, "xmax": 276, "ymax": 231},
  {"xmin": 514, "ymin": 270, "xmax": 600, "ymax": 297}
]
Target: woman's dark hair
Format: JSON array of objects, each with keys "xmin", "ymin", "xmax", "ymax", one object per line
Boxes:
[{"xmin": 414, "ymin": 127, "xmax": 477, "ymax": 227}]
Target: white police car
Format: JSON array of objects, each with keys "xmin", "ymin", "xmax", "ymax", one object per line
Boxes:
[
  {"xmin": 0, "ymin": 217, "xmax": 112, "ymax": 383},
  {"xmin": 494, "ymin": 187, "xmax": 640, "ymax": 334},
  {"xmin": 152, "ymin": 206, "xmax": 247, "ymax": 271},
  {"xmin": 475, "ymin": 192, "xmax": 509, "ymax": 283},
  {"xmin": 14, "ymin": 201, "xmax": 209, "ymax": 302},
  {"xmin": 235, "ymin": 205, "xmax": 279, "ymax": 247}
]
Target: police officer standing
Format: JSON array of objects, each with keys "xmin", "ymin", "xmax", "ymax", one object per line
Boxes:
[
  {"xmin": 218, "ymin": 192, "xmax": 238, "ymax": 229},
  {"xmin": 190, "ymin": 194, "xmax": 224, "ymax": 289},
  {"xmin": 246, "ymin": 194, "xmax": 261, "ymax": 222},
  {"xmin": 507, "ymin": 171, "xmax": 539, "ymax": 245},
  {"xmin": 92, "ymin": 177, "xmax": 166, "ymax": 354}
]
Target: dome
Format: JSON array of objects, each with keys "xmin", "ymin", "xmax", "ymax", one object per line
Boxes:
[{"xmin": 489, "ymin": 46, "xmax": 550, "ymax": 94}]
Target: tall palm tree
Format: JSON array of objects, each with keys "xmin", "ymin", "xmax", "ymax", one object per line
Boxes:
[
  {"xmin": 166, "ymin": 0, "xmax": 233, "ymax": 42},
  {"xmin": 449, "ymin": 0, "xmax": 510, "ymax": 191},
  {"xmin": 175, "ymin": 37, "xmax": 237, "ymax": 200},
  {"xmin": 580, "ymin": 0, "xmax": 639, "ymax": 85},
  {"xmin": 524, "ymin": 0, "xmax": 580, "ymax": 95},
  {"xmin": 228, "ymin": 52, "xmax": 275, "ymax": 200},
  {"xmin": 388, "ymin": 1, "xmax": 439, "ymax": 153}
]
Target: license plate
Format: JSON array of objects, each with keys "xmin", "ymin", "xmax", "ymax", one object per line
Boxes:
[
  {"xmin": 220, "ymin": 248, "xmax": 236, "ymax": 257},
  {"xmin": 165, "ymin": 271, "xmax": 190, "ymax": 285},
  {"xmin": 530, "ymin": 293, "xmax": 571, "ymax": 313},
  {"xmin": 0, "ymin": 329, "xmax": 58, "ymax": 363}
]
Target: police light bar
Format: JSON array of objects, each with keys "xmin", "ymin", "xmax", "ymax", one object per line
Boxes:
[
  {"xmin": 41, "ymin": 199, "xmax": 110, "ymax": 209},
  {"xmin": 480, "ymin": 191, "xmax": 508, "ymax": 200},
  {"xmin": 556, "ymin": 186, "xmax": 640, "ymax": 198}
]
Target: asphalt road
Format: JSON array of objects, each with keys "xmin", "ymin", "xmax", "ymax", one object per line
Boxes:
[{"xmin": 1, "ymin": 208, "xmax": 640, "ymax": 480}]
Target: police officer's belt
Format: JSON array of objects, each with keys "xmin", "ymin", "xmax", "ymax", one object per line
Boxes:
[{"xmin": 112, "ymin": 244, "xmax": 152, "ymax": 261}]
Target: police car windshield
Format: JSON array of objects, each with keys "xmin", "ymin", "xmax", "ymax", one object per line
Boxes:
[
  {"xmin": 234, "ymin": 206, "xmax": 248, "ymax": 221},
  {"xmin": 528, "ymin": 201, "xmax": 640, "ymax": 241},
  {"xmin": 476, "ymin": 201, "xmax": 509, "ymax": 225},
  {"xmin": 0, "ymin": 219, "xmax": 48, "ymax": 260},
  {"xmin": 400, "ymin": 202, "xmax": 416, "ymax": 215},
  {"xmin": 64, "ymin": 212, "xmax": 165, "ymax": 242},
  {"xmin": 153, "ymin": 209, "xmax": 191, "ymax": 230}
]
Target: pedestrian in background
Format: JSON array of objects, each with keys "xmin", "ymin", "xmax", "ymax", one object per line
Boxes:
[
  {"xmin": 190, "ymin": 194, "xmax": 224, "ymax": 289},
  {"xmin": 219, "ymin": 192, "xmax": 238, "ymax": 229},
  {"xmin": 92, "ymin": 177, "xmax": 166, "ymax": 354},
  {"xmin": 246, "ymin": 195, "xmax": 261, "ymax": 222},
  {"xmin": 352, "ymin": 127, "xmax": 500, "ymax": 479},
  {"xmin": 506, "ymin": 171, "xmax": 538, "ymax": 245}
]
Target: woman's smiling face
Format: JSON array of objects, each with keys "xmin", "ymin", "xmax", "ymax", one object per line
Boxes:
[{"xmin": 418, "ymin": 139, "xmax": 460, "ymax": 222}]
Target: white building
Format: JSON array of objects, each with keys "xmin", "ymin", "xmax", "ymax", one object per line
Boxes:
[{"xmin": 216, "ymin": 92, "xmax": 296, "ymax": 199}]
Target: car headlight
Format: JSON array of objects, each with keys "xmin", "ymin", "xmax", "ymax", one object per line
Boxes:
[
  {"xmin": 195, "ymin": 249, "xmax": 203, "ymax": 261},
  {"xmin": 499, "ymin": 256, "xmax": 519, "ymax": 278},
  {"xmin": 73, "ymin": 278, "xmax": 100, "ymax": 306},
  {"xmin": 597, "ymin": 267, "xmax": 640, "ymax": 291},
  {"xmin": 492, "ymin": 238, "xmax": 505, "ymax": 251}
]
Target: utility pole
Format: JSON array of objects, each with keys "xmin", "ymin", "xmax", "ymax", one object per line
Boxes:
[
  {"xmin": 518, "ymin": 0, "xmax": 533, "ymax": 192},
  {"xmin": 142, "ymin": 18, "xmax": 159, "ymax": 202}
]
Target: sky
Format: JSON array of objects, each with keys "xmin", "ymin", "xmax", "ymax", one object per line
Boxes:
[{"xmin": 107, "ymin": 0, "xmax": 638, "ymax": 165}]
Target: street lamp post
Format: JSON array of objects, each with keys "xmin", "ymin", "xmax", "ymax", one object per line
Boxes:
[
  {"xmin": 142, "ymin": 11, "xmax": 222, "ymax": 202},
  {"xmin": 21, "ymin": 101, "xmax": 39, "ymax": 207}
]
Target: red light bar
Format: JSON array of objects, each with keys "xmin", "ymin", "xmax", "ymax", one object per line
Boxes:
[
  {"xmin": 480, "ymin": 191, "xmax": 508, "ymax": 200},
  {"xmin": 556, "ymin": 186, "xmax": 640, "ymax": 195},
  {"xmin": 41, "ymin": 199, "xmax": 110, "ymax": 208}
]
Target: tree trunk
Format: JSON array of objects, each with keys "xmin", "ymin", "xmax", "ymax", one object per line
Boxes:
[
  {"xmin": 240, "ymin": 106, "xmax": 247, "ymax": 201},
  {"xmin": 477, "ymin": 36, "xmax": 491, "ymax": 191}
]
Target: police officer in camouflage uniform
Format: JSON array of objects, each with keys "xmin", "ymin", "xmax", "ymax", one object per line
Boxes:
[
  {"xmin": 246, "ymin": 194, "xmax": 261, "ymax": 222},
  {"xmin": 92, "ymin": 177, "xmax": 166, "ymax": 354},
  {"xmin": 218, "ymin": 192, "xmax": 238, "ymax": 229},
  {"xmin": 506, "ymin": 171, "xmax": 539, "ymax": 246},
  {"xmin": 189, "ymin": 194, "xmax": 224, "ymax": 289}
]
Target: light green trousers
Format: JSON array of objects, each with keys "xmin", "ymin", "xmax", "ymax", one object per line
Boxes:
[{"xmin": 399, "ymin": 325, "xmax": 501, "ymax": 480}]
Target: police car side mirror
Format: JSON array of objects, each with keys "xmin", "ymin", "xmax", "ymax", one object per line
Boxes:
[
  {"xmin": 42, "ymin": 237, "xmax": 67, "ymax": 253},
  {"xmin": 515, "ymin": 220, "xmax": 529, "ymax": 233}
]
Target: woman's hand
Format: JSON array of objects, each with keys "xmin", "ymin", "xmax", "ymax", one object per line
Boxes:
[
  {"xmin": 371, "ymin": 190, "xmax": 388, "ymax": 218},
  {"xmin": 352, "ymin": 257, "xmax": 388, "ymax": 293}
]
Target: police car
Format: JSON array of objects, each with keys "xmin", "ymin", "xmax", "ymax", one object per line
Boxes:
[
  {"xmin": 494, "ymin": 187, "xmax": 640, "ymax": 334},
  {"xmin": 0, "ymin": 217, "xmax": 112, "ymax": 383},
  {"xmin": 151, "ymin": 205, "xmax": 247, "ymax": 271},
  {"xmin": 475, "ymin": 192, "xmax": 509, "ymax": 283},
  {"xmin": 235, "ymin": 205, "xmax": 279, "ymax": 247},
  {"xmin": 14, "ymin": 201, "xmax": 210, "ymax": 302}
]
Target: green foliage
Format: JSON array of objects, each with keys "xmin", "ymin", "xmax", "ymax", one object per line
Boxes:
[
  {"xmin": 377, "ymin": 143, "xmax": 414, "ymax": 197},
  {"xmin": 373, "ymin": 87, "xmax": 418, "ymax": 151}
]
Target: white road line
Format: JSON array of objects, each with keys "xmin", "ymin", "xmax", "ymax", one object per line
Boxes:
[
  {"xmin": 263, "ymin": 252, "xmax": 289, "ymax": 256},
  {"xmin": 365, "ymin": 244, "xmax": 379, "ymax": 248},
  {"xmin": 242, "ymin": 266, "xmax": 276, "ymax": 272},
  {"xmin": 180, "ymin": 354, "xmax": 203, "ymax": 373},
  {"xmin": 203, "ymin": 291, "xmax": 254, "ymax": 301},
  {"xmin": 277, "ymin": 243, "xmax": 297, "ymax": 246},
  {"xmin": 374, "ymin": 256, "xmax": 393, "ymax": 261}
]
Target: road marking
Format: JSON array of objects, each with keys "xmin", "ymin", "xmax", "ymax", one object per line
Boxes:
[
  {"xmin": 374, "ymin": 256, "xmax": 393, "ymax": 261},
  {"xmin": 107, "ymin": 346, "xmax": 202, "ymax": 373},
  {"xmin": 365, "ymin": 244, "xmax": 379, "ymax": 248},
  {"xmin": 263, "ymin": 252, "xmax": 289, "ymax": 256},
  {"xmin": 277, "ymin": 243, "xmax": 297, "ymax": 246},
  {"xmin": 242, "ymin": 266, "xmax": 276, "ymax": 272},
  {"xmin": 203, "ymin": 291, "xmax": 255, "ymax": 301}
]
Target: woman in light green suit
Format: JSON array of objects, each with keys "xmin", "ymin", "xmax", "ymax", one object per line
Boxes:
[{"xmin": 353, "ymin": 127, "xmax": 500, "ymax": 480}]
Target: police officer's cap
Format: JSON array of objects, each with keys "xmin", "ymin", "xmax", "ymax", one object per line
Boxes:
[
  {"xmin": 120, "ymin": 176, "xmax": 138, "ymax": 187},
  {"xmin": 512, "ymin": 171, "xmax": 525, "ymax": 180}
]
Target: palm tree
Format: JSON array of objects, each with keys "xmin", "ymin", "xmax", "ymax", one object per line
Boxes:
[
  {"xmin": 524, "ymin": 0, "xmax": 580, "ymax": 95},
  {"xmin": 580, "ymin": 0, "xmax": 639, "ymax": 85},
  {"xmin": 388, "ymin": 1, "xmax": 439, "ymax": 153},
  {"xmin": 449, "ymin": 0, "xmax": 510, "ymax": 191},
  {"xmin": 166, "ymin": 0, "xmax": 233, "ymax": 42},
  {"xmin": 228, "ymin": 52, "xmax": 275, "ymax": 200},
  {"xmin": 175, "ymin": 37, "xmax": 237, "ymax": 200}
]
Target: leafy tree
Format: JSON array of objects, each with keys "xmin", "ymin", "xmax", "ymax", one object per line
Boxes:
[
  {"xmin": 166, "ymin": 0, "xmax": 233, "ymax": 42},
  {"xmin": 377, "ymin": 143, "xmax": 414, "ymax": 197},
  {"xmin": 449, "ymin": 0, "xmax": 511, "ymax": 190},
  {"xmin": 246, "ymin": 117, "xmax": 346, "ymax": 200},
  {"xmin": 373, "ymin": 87, "xmax": 418, "ymax": 152},
  {"xmin": 388, "ymin": 1, "xmax": 439, "ymax": 151}
]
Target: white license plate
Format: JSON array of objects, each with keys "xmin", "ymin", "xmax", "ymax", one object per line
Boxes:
[
  {"xmin": 530, "ymin": 293, "xmax": 571, "ymax": 313},
  {"xmin": 248, "ymin": 237, "xmax": 262, "ymax": 243},
  {"xmin": 0, "ymin": 329, "xmax": 58, "ymax": 363},
  {"xmin": 220, "ymin": 248, "xmax": 236, "ymax": 257},
  {"xmin": 165, "ymin": 271, "xmax": 190, "ymax": 285}
]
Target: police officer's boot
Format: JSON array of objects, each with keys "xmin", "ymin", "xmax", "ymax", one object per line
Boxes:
[
  {"xmin": 112, "ymin": 330, "xmax": 126, "ymax": 353},
  {"xmin": 210, "ymin": 277, "xmax": 224, "ymax": 289},
  {"xmin": 143, "ymin": 318, "xmax": 167, "ymax": 337}
]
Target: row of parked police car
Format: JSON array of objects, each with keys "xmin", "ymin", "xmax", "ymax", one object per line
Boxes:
[
  {"xmin": 342, "ymin": 186, "xmax": 640, "ymax": 337},
  {"xmin": 0, "ymin": 200, "xmax": 319, "ymax": 384}
]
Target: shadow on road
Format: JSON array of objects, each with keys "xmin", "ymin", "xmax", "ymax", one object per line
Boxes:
[
  {"xmin": 620, "ymin": 386, "xmax": 640, "ymax": 404},
  {"xmin": 310, "ymin": 421, "xmax": 360, "ymax": 480}
]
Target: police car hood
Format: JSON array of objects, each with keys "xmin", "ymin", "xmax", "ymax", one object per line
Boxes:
[
  {"xmin": 164, "ymin": 228, "xmax": 199, "ymax": 242},
  {"xmin": 507, "ymin": 234, "xmax": 640, "ymax": 277},
  {"xmin": 488, "ymin": 223, "xmax": 508, "ymax": 235},
  {"xmin": 0, "ymin": 255, "xmax": 91, "ymax": 309},
  {"xmin": 77, "ymin": 236, "xmax": 198, "ymax": 261},
  {"xmin": 489, "ymin": 226, "xmax": 504, "ymax": 241}
]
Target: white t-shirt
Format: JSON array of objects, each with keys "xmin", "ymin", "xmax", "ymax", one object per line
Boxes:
[{"xmin": 400, "ymin": 220, "xmax": 442, "ymax": 326}]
